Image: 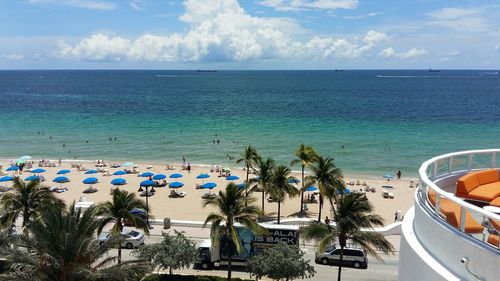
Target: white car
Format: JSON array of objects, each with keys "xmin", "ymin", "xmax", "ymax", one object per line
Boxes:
[{"xmin": 98, "ymin": 229, "xmax": 145, "ymax": 249}]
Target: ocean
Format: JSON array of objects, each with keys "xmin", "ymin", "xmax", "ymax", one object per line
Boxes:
[{"xmin": 1, "ymin": 70, "xmax": 499, "ymax": 176}]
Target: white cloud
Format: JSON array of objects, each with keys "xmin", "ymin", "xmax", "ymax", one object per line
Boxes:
[
  {"xmin": 379, "ymin": 47, "xmax": 427, "ymax": 59},
  {"xmin": 27, "ymin": 0, "xmax": 116, "ymax": 10},
  {"xmin": 343, "ymin": 12, "xmax": 379, "ymax": 20},
  {"xmin": 259, "ymin": 0, "xmax": 358, "ymax": 12},
  {"xmin": 55, "ymin": 0, "xmax": 388, "ymax": 63},
  {"xmin": 130, "ymin": 1, "xmax": 143, "ymax": 11},
  {"xmin": 1, "ymin": 54, "xmax": 25, "ymax": 60},
  {"xmin": 427, "ymin": 7, "xmax": 492, "ymax": 33}
]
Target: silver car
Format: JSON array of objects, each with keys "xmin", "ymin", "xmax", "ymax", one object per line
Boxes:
[
  {"xmin": 315, "ymin": 244, "xmax": 368, "ymax": 269},
  {"xmin": 98, "ymin": 229, "xmax": 145, "ymax": 249}
]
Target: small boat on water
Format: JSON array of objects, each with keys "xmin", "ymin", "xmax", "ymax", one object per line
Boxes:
[
  {"xmin": 196, "ymin": 69, "xmax": 217, "ymax": 73},
  {"xmin": 427, "ymin": 68, "xmax": 440, "ymax": 72},
  {"xmin": 334, "ymin": 69, "xmax": 344, "ymax": 72}
]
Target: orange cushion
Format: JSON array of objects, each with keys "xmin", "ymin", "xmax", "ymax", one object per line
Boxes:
[
  {"xmin": 491, "ymin": 197, "xmax": 500, "ymax": 207},
  {"xmin": 456, "ymin": 173, "xmax": 480, "ymax": 196},
  {"xmin": 489, "ymin": 219, "xmax": 500, "ymax": 232},
  {"xmin": 476, "ymin": 169, "xmax": 500, "ymax": 185},
  {"xmin": 488, "ymin": 234, "xmax": 499, "ymax": 247},
  {"xmin": 467, "ymin": 183, "xmax": 500, "ymax": 202}
]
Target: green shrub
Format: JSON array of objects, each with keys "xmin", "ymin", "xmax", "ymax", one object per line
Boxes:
[{"xmin": 142, "ymin": 274, "xmax": 251, "ymax": 281}]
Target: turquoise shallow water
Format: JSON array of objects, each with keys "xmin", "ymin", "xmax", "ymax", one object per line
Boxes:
[{"xmin": 1, "ymin": 70, "xmax": 499, "ymax": 176}]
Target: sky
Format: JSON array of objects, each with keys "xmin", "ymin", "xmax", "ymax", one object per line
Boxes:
[{"xmin": 0, "ymin": 0, "xmax": 499, "ymax": 69}]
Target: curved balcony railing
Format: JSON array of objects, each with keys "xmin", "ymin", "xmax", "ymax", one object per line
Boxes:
[{"xmin": 418, "ymin": 149, "xmax": 500, "ymax": 250}]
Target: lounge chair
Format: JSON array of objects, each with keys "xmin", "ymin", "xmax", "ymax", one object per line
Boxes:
[
  {"xmin": 362, "ymin": 181, "xmax": 367, "ymax": 186},
  {"xmin": 140, "ymin": 190, "xmax": 155, "ymax": 197},
  {"xmin": 356, "ymin": 180, "xmax": 361, "ymax": 185},
  {"xmin": 169, "ymin": 189, "xmax": 186, "ymax": 198},
  {"xmin": 83, "ymin": 187, "xmax": 98, "ymax": 194},
  {"xmin": 202, "ymin": 193, "xmax": 216, "ymax": 199}
]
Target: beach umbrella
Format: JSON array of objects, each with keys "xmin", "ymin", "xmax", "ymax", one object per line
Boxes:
[
  {"xmin": 16, "ymin": 159, "xmax": 26, "ymax": 165},
  {"xmin": 288, "ymin": 178, "xmax": 300, "ymax": 184},
  {"xmin": 111, "ymin": 178, "xmax": 127, "ymax": 186},
  {"xmin": 0, "ymin": 176, "xmax": 13, "ymax": 182},
  {"xmin": 25, "ymin": 175, "xmax": 40, "ymax": 181},
  {"xmin": 201, "ymin": 182, "xmax": 217, "ymax": 189},
  {"xmin": 57, "ymin": 169, "xmax": 71, "ymax": 175},
  {"xmin": 123, "ymin": 162, "xmax": 135, "ymax": 167},
  {"xmin": 226, "ymin": 175, "xmax": 239, "ymax": 181},
  {"xmin": 53, "ymin": 176, "xmax": 69, "ymax": 183},
  {"xmin": 85, "ymin": 169, "xmax": 98, "ymax": 174},
  {"xmin": 19, "ymin": 156, "xmax": 32, "ymax": 161},
  {"xmin": 336, "ymin": 188, "xmax": 351, "ymax": 195},
  {"xmin": 82, "ymin": 177, "xmax": 98, "ymax": 184},
  {"xmin": 236, "ymin": 183, "xmax": 246, "ymax": 190},
  {"xmin": 196, "ymin": 173, "xmax": 210, "ymax": 179},
  {"xmin": 152, "ymin": 174, "xmax": 166, "ymax": 180},
  {"xmin": 169, "ymin": 181, "xmax": 184, "ymax": 188},
  {"xmin": 129, "ymin": 208, "xmax": 145, "ymax": 215},
  {"xmin": 305, "ymin": 186, "xmax": 318, "ymax": 192},
  {"xmin": 170, "ymin": 173, "xmax": 183, "ymax": 179},
  {"xmin": 223, "ymin": 167, "xmax": 231, "ymax": 172},
  {"xmin": 113, "ymin": 170, "xmax": 127, "ymax": 176},
  {"xmin": 140, "ymin": 180, "xmax": 154, "ymax": 187},
  {"xmin": 383, "ymin": 174, "xmax": 394, "ymax": 179},
  {"xmin": 6, "ymin": 166, "xmax": 19, "ymax": 171},
  {"xmin": 140, "ymin": 172, "xmax": 154, "ymax": 177},
  {"xmin": 31, "ymin": 168, "xmax": 46, "ymax": 174}
]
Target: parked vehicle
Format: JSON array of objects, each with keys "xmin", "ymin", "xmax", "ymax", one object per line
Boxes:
[
  {"xmin": 98, "ymin": 228, "xmax": 145, "ymax": 249},
  {"xmin": 195, "ymin": 223, "xmax": 299, "ymax": 269},
  {"xmin": 315, "ymin": 243, "xmax": 368, "ymax": 269}
]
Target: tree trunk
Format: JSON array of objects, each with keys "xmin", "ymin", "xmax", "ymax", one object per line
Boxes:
[
  {"xmin": 337, "ymin": 246, "xmax": 344, "ymax": 281},
  {"xmin": 117, "ymin": 243, "xmax": 122, "ymax": 264},
  {"xmin": 300, "ymin": 165, "xmax": 304, "ymax": 212},
  {"xmin": 22, "ymin": 209, "xmax": 30, "ymax": 235},
  {"xmin": 245, "ymin": 164, "xmax": 249, "ymax": 207},
  {"xmin": 169, "ymin": 267, "xmax": 173, "ymax": 275},
  {"xmin": 261, "ymin": 190, "xmax": 265, "ymax": 213},
  {"xmin": 317, "ymin": 195, "xmax": 323, "ymax": 222},
  {"xmin": 227, "ymin": 254, "xmax": 232, "ymax": 281},
  {"xmin": 277, "ymin": 202, "xmax": 281, "ymax": 224}
]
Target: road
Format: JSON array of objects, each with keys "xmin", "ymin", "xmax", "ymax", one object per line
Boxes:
[{"xmin": 117, "ymin": 231, "xmax": 399, "ymax": 281}]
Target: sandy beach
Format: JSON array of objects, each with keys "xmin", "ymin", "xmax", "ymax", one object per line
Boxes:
[{"xmin": 0, "ymin": 159, "xmax": 417, "ymax": 226}]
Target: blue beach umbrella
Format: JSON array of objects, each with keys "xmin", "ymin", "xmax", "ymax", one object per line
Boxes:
[
  {"xmin": 25, "ymin": 175, "xmax": 40, "ymax": 181},
  {"xmin": 85, "ymin": 169, "xmax": 98, "ymax": 174},
  {"xmin": 336, "ymin": 188, "xmax": 351, "ymax": 195},
  {"xmin": 113, "ymin": 170, "xmax": 127, "ymax": 176},
  {"xmin": 169, "ymin": 181, "xmax": 184, "ymax": 188},
  {"xmin": 129, "ymin": 208, "xmax": 145, "ymax": 215},
  {"xmin": 196, "ymin": 173, "xmax": 210, "ymax": 179},
  {"xmin": 31, "ymin": 168, "xmax": 46, "ymax": 174},
  {"xmin": 57, "ymin": 169, "xmax": 71, "ymax": 175},
  {"xmin": 6, "ymin": 166, "xmax": 19, "ymax": 172},
  {"xmin": 140, "ymin": 180, "xmax": 154, "ymax": 187},
  {"xmin": 305, "ymin": 186, "xmax": 318, "ymax": 192},
  {"xmin": 170, "ymin": 173, "xmax": 183, "ymax": 179},
  {"xmin": 111, "ymin": 178, "xmax": 127, "ymax": 186},
  {"xmin": 53, "ymin": 176, "xmax": 69, "ymax": 183},
  {"xmin": 201, "ymin": 182, "xmax": 217, "ymax": 189},
  {"xmin": 83, "ymin": 177, "xmax": 98, "ymax": 184},
  {"xmin": 226, "ymin": 175, "xmax": 239, "ymax": 181},
  {"xmin": 140, "ymin": 172, "xmax": 154, "ymax": 177},
  {"xmin": 19, "ymin": 156, "xmax": 32, "ymax": 161},
  {"xmin": 0, "ymin": 176, "xmax": 13, "ymax": 182},
  {"xmin": 152, "ymin": 174, "xmax": 166, "ymax": 180},
  {"xmin": 288, "ymin": 178, "xmax": 300, "ymax": 184}
]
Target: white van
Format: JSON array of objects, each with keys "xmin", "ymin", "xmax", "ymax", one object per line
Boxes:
[{"xmin": 315, "ymin": 244, "xmax": 368, "ymax": 269}]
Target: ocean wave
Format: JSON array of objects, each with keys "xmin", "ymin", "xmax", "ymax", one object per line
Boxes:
[{"xmin": 376, "ymin": 75, "xmax": 486, "ymax": 78}]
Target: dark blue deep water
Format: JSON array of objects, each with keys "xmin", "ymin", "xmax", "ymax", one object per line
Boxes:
[{"xmin": 1, "ymin": 70, "xmax": 499, "ymax": 176}]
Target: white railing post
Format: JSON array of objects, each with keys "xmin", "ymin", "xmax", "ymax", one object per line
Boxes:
[
  {"xmin": 468, "ymin": 154, "xmax": 473, "ymax": 170},
  {"xmin": 433, "ymin": 162, "xmax": 438, "ymax": 178},
  {"xmin": 449, "ymin": 157, "xmax": 453, "ymax": 173},
  {"xmin": 459, "ymin": 206, "xmax": 467, "ymax": 232},
  {"xmin": 492, "ymin": 152, "xmax": 496, "ymax": 168}
]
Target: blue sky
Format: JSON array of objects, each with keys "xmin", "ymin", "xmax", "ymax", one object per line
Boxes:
[{"xmin": 1, "ymin": 0, "xmax": 499, "ymax": 69}]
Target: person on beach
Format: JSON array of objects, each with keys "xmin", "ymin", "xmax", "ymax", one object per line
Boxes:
[
  {"xmin": 324, "ymin": 216, "xmax": 331, "ymax": 225},
  {"xmin": 397, "ymin": 170, "xmax": 402, "ymax": 179},
  {"xmin": 187, "ymin": 163, "xmax": 191, "ymax": 173}
]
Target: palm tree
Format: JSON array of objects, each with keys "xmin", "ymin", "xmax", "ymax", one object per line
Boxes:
[
  {"xmin": 236, "ymin": 145, "xmax": 260, "ymax": 204},
  {"xmin": 303, "ymin": 193, "xmax": 394, "ymax": 281},
  {"xmin": 250, "ymin": 157, "xmax": 275, "ymax": 213},
  {"xmin": 268, "ymin": 165, "xmax": 299, "ymax": 224},
  {"xmin": 291, "ymin": 144, "xmax": 319, "ymax": 213},
  {"xmin": 95, "ymin": 189, "xmax": 149, "ymax": 264},
  {"xmin": 203, "ymin": 183, "xmax": 265, "ymax": 281},
  {"xmin": 0, "ymin": 177, "xmax": 65, "ymax": 231},
  {"xmin": 306, "ymin": 157, "xmax": 343, "ymax": 222},
  {"xmin": 1, "ymin": 203, "xmax": 150, "ymax": 281}
]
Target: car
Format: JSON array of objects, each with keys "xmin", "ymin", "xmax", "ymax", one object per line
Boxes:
[
  {"xmin": 315, "ymin": 244, "xmax": 368, "ymax": 269},
  {"xmin": 98, "ymin": 229, "xmax": 145, "ymax": 249}
]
